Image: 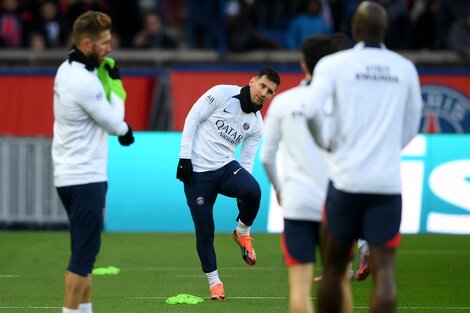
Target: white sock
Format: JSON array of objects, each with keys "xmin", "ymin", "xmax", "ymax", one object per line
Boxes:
[
  {"xmin": 79, "ymin": 303, "xmax": 93, "ymax": 313},
  {"xmin": 236, "ymin": 220, "xmax": 250, "ymax": 237},
  {"xmin": 205, "ymin": 270, "xmax": 221, "ymax": 288},
  {"xmin": 62, "ymin": 308, "xmax": 79, "ymax": 313}
]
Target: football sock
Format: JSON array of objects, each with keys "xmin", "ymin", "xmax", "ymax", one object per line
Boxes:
[
  {"xmin": 62, "ymin": 308, "xmax": 79, "ymax": 313},
  {"xmin": 79, "ymin": 303, "xmax": 93, "ymax": 313},
  {"xmin": 236, "ymin": 220, "xmax": 250, "ymax": 237},
  {"xmin": 206, "ymin": 270, "xmax": 222, "ymax": 288}
]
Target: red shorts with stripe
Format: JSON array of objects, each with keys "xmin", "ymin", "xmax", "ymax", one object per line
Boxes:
[{"xmin": 281, "ymin": 219, "xmax": 321, "ymax": 266}]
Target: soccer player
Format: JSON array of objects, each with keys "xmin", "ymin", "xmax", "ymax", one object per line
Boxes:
[
  {"xmin": 176, "ymin": 68, "xmax": 281, "ymax": 300},
  {"xmin": 305, "ymin": 2, "xmax": 422, "ymax": 313},
  {"xmin": 261, "ymin": 35, "xmax": 338, "ymax": 313},
  {"xmin": 52, "ymin": 11, "xmax": 134, "ymax": 313}
]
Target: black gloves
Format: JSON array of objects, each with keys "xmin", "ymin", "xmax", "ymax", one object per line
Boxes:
[
  {"xmin": 104, "ymin": 63, "xmax": 121, "ymax": 80},
  {"xmin": 176, "ymin": 158, "xmax": 193, "ymax": 183},
  {"xmin": 118, "ymin": 124, "xmax": 135, "ymax": 146}
]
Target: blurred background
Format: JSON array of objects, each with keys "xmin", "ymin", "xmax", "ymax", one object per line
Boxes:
[
  {"xmin": 0, "ymin": 0, "xmax": 469, "ymax": 234},
  {"xmin": 0, "ymin": 0, "xmax": 469, "ymax": 54}
]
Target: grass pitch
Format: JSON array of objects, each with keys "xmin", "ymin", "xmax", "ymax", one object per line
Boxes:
[{"xmin": 0, "ymin": 232, "xmax": 469, "ymax": 312}]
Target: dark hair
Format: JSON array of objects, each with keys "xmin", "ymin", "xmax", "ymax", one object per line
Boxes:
[
  {"xmin": 330, "ymin": 32, "xmax": 351, "ymax": 51},
  {"xmin": 72, "ymin": 11, "xmax": 112, "ymax": 44},
  {"xmin": 256, "ymin": 67, "xmax": 281, "ymax": 87},
  {"xmin": 301, "ymin": 35, "xmax": 338, "ymax": 74}
]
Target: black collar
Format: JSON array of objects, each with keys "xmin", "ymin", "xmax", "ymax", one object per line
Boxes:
[
  {"xmin": 67, "ymin": 45, "xmax": 96, "ymax": 71},
  {"xmin": 233, "ymin": 85, "xmax": 261, "ymax": 114},
  {"xmin": 364, "ymin": 42, "xmax": 382, "ymax": 48}
]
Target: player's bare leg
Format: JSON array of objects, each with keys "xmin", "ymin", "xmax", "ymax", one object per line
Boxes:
[
  {"xmin": 317, "ymin": 227, "xmax": 354, "ymax": 313},
  {"xmin": 63, "ymin": 271, "xmax": 90, "ymax": 309},
  {"xmin": 288, "ymin": 263, "xmax": 313, "ymax": 313},
  {"xmin": 80, "ymin": 274, "xmax": 92, "ymax": 303},
  {"xmin": 369, "ymin": 246, "xmax": 397, "ymax": 313},
  {"xmin": 341, "ymin": 269, "xmax": 353, "ymax": 313}
]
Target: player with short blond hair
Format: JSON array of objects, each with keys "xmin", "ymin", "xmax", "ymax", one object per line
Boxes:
[{"xmin": 52, "ymin": 11, "xmax": 134, "ymax": 313}]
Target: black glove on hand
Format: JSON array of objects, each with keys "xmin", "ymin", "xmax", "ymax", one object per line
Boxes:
[
  {"xmin": 176, "ymin": 158, "xmax": 193, "ymax": 183},
  {"xmin": 105, "ymin": 63, "xmax": 121, "ymax": 80},
  {"xmin": 118, "ymin": 124, "xmax": 134, "ymax": 146}
]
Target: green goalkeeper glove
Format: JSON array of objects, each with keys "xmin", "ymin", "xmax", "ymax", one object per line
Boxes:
[{"xmin": 97, "ymin": 57, "xmax": 127, "ymax": 102}]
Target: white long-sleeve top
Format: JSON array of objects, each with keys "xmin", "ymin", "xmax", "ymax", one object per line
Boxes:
[
  {"xmin": 179, "ymin": 85, "xmax": 263, "ymax": 173},
  {"xmin": 261, "ymin": 85, "xmax": 328, "ymax": 221},
  {"xmin": 52, "ymin": 59, "xmax": 129, "ymax": 187},
  {"xmin": 305, "ymin": 42, "xmax": 422, "ymax": 194}
]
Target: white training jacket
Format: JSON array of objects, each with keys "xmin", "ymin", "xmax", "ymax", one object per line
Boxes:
[
  {"xmin": 52, "ymin": 59, "xmax": 129, "ymax": 187},
  {"xmin": 261, "ymin": 84, "xmax": 328, "ymax": 221},
  {"xmin": 305, "ymin": 42, "xmax": 423, "ymax": 194},
  {"xmin": 179, "ymin": 85, "xmax": 263, "ymax": 173}
]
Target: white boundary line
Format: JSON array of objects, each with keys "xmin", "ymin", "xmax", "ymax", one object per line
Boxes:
[
  {"xmin": 0, "ymin": 303, "xmax": 469, "ymax": 311},
  {"xmin": 0, "ymin": 305, "xmax": 469, "ymax": 310},
  {"xmin": 129, "ymin": 296, "xmax": 289, "ymax": 300},
  {"xmin": 358, "ymin": 307, "xmax": 470, "ymax": 311},
  {"xmin": 399, "ymin": 250, "xmax": 470, "ymax": 255},
  {"xmin": 0, "ymin": 307, "xmax": 61, "ymax": 309},
  {"xmin": 127, "ymin": 297, "xmax": 470, "ymax": 310},
  {"xmin": 120, "ymin": 266, "xmax": 286, "ymax": 271}
]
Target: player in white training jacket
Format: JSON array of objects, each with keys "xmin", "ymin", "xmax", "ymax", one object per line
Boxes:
[
  {"xmin": 52, "ymin": 11, "xmax": 134, "ymax": 313},
  {"xmin": 176, "ymin": 68, "xmax": 280, "ymax": 300},
  {"xmin": 305, "ymin": 2, "xmax": 423, "ymax": 313},
  {"xmin": 261, "ymin": 35, "xmax": 338, "ymax": 313}
]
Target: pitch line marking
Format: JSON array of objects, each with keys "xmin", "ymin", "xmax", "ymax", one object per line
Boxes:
[
  {"xmin": 175, "ymin": 274, "xmax": 239, "ymax": 278},
  {"xmin": 174, "ymin": 274, "xmax": 204, "ymax": 277},
  {"xmin": 129, "ymin": 296, "xmax": 289, "ymax": 300},
  {"xmin": 1, "ymin": 304, "xmax": 470, "ymax": 310},
  {"xmin": 129, "ymin": 297, "xmax": 470, "ymax": 310},
  {"xmin": 399, "ymin": 250, "xmax": 470, "ymax": 255},
  {"xmin": 129, "ymin": 298, "xmax": 470, "ymax": 310},
  {"xmin": 121, "ymin": 266, "xmax": 286, "ymax": 271},
  {"xmin": 0, "ymin": 306, "xmax": 61, "ymax": 309},
  {"xmin": 355, "ymin": 307, "xmax": 470, "ymax": 311}
]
